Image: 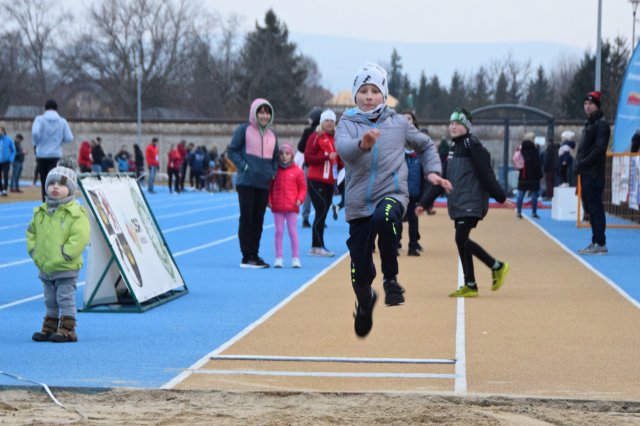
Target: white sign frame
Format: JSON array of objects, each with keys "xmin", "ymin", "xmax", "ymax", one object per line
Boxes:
[{"xmin": 79, "ymin": 175, "xmax": 188, "ymax": 312}]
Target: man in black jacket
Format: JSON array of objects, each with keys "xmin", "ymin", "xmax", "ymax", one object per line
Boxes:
[{"xmin": 575, "ymin": 91, "xmax": 611, "ymax": 255}]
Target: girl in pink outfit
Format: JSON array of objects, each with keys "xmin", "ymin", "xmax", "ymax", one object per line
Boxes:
[{"xmin": 269, "ymin": 143, "xmax": 307, "ymax": 268}]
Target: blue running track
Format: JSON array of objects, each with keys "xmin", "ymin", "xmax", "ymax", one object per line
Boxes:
[{"xmin": 0, "ymin": 190, "xmax": 638, "ymax": 388}]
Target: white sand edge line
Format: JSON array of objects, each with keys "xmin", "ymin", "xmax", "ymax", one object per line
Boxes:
[
  {"xmin": 454, "ymin": 259, "xmax": 467, "ymax": 395},
  {"xmin": 189, "ymin": 369, "xmax": 458, "ymax": 379},
  {"xmin": 210, "ymin": 354, "xmax": 455, "ymax": 364},
  {"xmin": 527, "ymin": 216, "xmax": 640, "ymax": 310},
  {"xmin": 160, "ymin": 252, "xmax": 350, "ymax": 390}
]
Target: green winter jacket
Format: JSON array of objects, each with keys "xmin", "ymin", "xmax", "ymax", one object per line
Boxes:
[{"xmin": 26, "ymin": 201, "xmax": 90, "ymax": 275}]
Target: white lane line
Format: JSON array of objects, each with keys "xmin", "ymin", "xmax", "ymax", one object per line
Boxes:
[
  {"xmin": 0, "ymin": 238, "xmax": 26, "ymax": 246},
  {"xmin": 172, "ymin": 224, "xmax": 273, "ymax": 256},
  {"xmin": 0, "ymin": 215, "xmax": 245, "ymax": 268},
  {"xmin": 190, "ymin": 369, "xmax": 457, "ymax": 379},
  {"xmin": 0, "ymin": 259, "xmax": 31, "ymax": 269},
  {"xmin": 454, "ymin": 259, "xmax": 467, "ymax": 395},
  {"xmin": 0, "ymin": 282, "xmax": 85, "ymax": 310},
  {"xmin": 156, "ymin": 203, "xmax": 237, "ymax": 219},
  {"xmin": 0, "ymin": 223, "xmax": 28, "ymax": 231},
  {"xmin": 527, "ymin": 218, "xmax": 640, "ymax": 310},
  {"xmin": 0, "ymin": 224, "xmax": 271, "ymax": 306},
  {"xmin": 161, "ymin": 253, "xmax": 349, "ymax": 390},
  {"xmin": 163, "ymin": 214, "xmax": 239, "ymax": 233},
  {"xmin": 151, "ymin": 197, "xmax": 231, "ymax": 210}
]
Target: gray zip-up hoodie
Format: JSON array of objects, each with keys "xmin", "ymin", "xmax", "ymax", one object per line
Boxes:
[
  {"xmin": 335, "ymin": 107, "xmax": 442, "ymax": 221},
  {"xmin": 31, "ymin": 110, "xmax": 74, "ymax": 158}
]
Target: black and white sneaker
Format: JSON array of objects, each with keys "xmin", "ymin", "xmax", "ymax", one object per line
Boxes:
[
  {"xmin": 240, "ymin": 257, "xmax": 270, "ymax": 269},
  {"xmin": 354, "ymin": 289, "xmax": 378, "ymax": 338}
]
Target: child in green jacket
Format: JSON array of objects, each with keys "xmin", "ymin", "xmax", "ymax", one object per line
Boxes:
[{"xmin": 27, "ymin": 165, "xmax": 90, "ymax": 342}]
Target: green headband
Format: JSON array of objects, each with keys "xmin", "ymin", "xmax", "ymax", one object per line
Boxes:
[{"xmin": 450, "ymin": 109, "xmax": 472, "ymax": 130}]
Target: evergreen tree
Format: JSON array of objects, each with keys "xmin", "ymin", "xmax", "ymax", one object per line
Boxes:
[
  {"xmin": 562, "ymin": 38, "xmax": 628, "ymax": 119},
  {"xmin": 526, "ymin": 66, "xmax": 551, "ymax": 111},
  {"xmin": 426, "ymin": 75, "xmax": 447, "ymax": 119},
  {"xmin": 236, "ymin": 9, "xmax": 308, "ymax": 118},
  {"xmin": 448, "ymin": 71, "xmax": 467, "ymax": 113},
  {"xmin": 469, "ymin": 67, "xmax": 490, "ymax": 109},
  {"xmin": 493, "ymin": 71, "xmax": 509, "ymax": 104},
  {"xmin": 415, "ymin": 72, "xmax": 429, "ymax": 117},
  {"xmin": 507, "ymin": 75, "xmax": 521, "ymax": 104},
  {"xmin": 395, "ymin": 74, "xmax": 413, "ymax": 112},
  {"xmin": 388, "ymin": 48, "xmax": 404, "ymax": 97}
]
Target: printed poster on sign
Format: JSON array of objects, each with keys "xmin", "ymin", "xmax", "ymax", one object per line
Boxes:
[{"xmin": 81, "ymin": 176, "xmax": 185, "ymax": 304}]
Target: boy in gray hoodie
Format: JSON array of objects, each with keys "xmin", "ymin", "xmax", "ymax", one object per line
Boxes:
[{"xmin": 335, "ymin": 63, "xmax": 452, "ymax": 338}]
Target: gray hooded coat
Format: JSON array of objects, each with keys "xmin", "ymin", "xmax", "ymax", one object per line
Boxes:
[{"xmin": 335, "ymin": 108, "xmax": 442, "ymax": 221}]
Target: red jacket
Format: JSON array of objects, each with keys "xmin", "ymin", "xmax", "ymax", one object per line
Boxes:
[
  {"xmin": 146, "ymin": 143, "xmax": 159, "ymax": 167},
  {"xmin": 269, "ymin": 163, "xmax": 306, "ymax": 213},
  {"xmin": 78, "ymin": 141, "xmax": 92, "ymax": 168},
  {"xmin": 168, "ymin": 150, "xmax": 183, "ymax": 170},
  {"xmin": 177, "ymin": 143, "xmax": 187, "ymax": 161},
  {"xmin": 304, "ymin": 131, "xmax": 343, "ymax": 184}
]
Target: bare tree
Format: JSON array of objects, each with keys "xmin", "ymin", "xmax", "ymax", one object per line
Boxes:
[
  {"xmin": 2, "ymin": 0, "xmax": 72, "ymax": 98},
  {"xmin": 0, "ymin": 31, "xmax": 31, "ymax": 113},
  {"xmin": 59, "ymin": 0, "xmax": 207, "ymax": 117},
  {"xmin": 489, "ymin": 53, "xmax": 531, "ymax": 105},
  {"xmin": 210, "ymin": 14, "xmax": 244, "ymax": 116},
  {"xmin": 548, "ymin": 55, "xmax": 579, "ymax": 116}
]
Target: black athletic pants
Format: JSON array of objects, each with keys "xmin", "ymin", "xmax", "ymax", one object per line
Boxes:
[
  {"xmin": 236, "ymin": 185, "xmax": 270, "ymax": 260},
  {"xmin": 307, "ymin": 179, "xmax": 333, "ymax": 248},
  {"xmin": 37, "ymin": 157, "xmax": 60, "ymax": 202},
  {"xmin": 347, "ymin": 197, "xmax": 404, "ymax": 311},
  {"xmin": 454, "ymin": 217, "xmax": 495, "ymax": 284}
]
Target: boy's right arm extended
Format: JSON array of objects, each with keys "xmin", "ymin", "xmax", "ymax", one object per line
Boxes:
[{"xmin": 335, "ymin": 122, "xmax": 364, "ymax": 162}]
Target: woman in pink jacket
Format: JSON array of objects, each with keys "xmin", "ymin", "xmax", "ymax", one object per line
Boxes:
[{"xmin": 268, "ymin": 143, "xmax": 307, "ymax": 268}]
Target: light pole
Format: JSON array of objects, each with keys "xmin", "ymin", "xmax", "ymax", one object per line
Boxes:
[
  {"xmin": 631, "ymin": 0, "xmax": 640, "ymax": 50},
  {"xmin": 136, "ymin": 63, "xmax": 142, "ymax": 149},
  {"xmin": 595, "ymin": 0, "xmax": 602, "ymax": 91}
]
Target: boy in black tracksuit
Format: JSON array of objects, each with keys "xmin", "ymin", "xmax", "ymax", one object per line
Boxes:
[{"xmin": 417, "ymin": 108, "xmax": 509, "ymax": 297}]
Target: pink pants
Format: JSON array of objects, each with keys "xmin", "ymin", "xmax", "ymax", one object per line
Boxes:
[{"xmin": 273, "ymin": 211, "xmax": 299, "ymax": 258}]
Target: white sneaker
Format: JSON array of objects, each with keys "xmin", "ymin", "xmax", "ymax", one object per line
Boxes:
[
  {"xmin": 292, "ymin": 257, "xmax": 301, "ymax": 268},
  {"xmin": 274, "ymin": 257, "xmax": 284, "ymax": 268},
  {"xmin": 310, "ymin": 247, "xmax": 335, "ymax": 257}
]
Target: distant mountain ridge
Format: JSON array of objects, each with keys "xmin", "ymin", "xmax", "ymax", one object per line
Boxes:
[{"xmin": 290, "ymin": 33, "xmax": 584, "ymax": 93}]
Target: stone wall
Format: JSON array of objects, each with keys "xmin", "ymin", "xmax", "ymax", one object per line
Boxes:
[{"xmin": 1, "ymin": 117, "xmax": 586, "ymax": 181}]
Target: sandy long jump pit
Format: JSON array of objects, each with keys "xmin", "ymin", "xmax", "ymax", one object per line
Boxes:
[{"xmin": 174, "ymin": 209, "xmax": 640, "ymax": 401}]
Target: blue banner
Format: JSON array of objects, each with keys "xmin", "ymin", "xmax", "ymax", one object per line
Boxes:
[{"xmin": 613, "ymin": 43, "xmax": 640, "ymax": 152}]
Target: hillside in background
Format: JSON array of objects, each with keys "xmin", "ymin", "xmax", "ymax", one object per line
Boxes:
[{"xmin": 291, "ymin": 32, "xmax": 584, "ymax": 93}]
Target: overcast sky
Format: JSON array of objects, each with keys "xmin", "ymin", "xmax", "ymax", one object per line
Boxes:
[
  {"xmin": 65, "ymin": 0, "xmax": 635, "ymax": 91},
  {"xmin": 205, "ymin": 0, "xmax": 633, "ymax": 49}
]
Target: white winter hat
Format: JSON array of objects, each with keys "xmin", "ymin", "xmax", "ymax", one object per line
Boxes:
[
  {"xmin": 320, "ymin": 109, "xmax": 336, "ymax": 123},
  {"xmin": 351, "ymin": 63, "xmax": 389, "ymax": 102},
  {"xmin": 45, "ymin": 166, "xmax": 78, "ymax": 195},
  {"xmin": 561, "ymin": 130, "xmax": 575, "ymax": 141}
]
